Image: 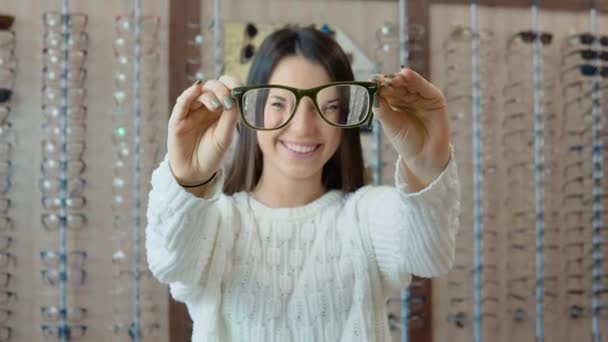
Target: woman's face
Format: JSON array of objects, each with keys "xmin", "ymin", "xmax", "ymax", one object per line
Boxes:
[{"xmin": 256, "ymin": 55, "xmax": 342, "ymax": 183}]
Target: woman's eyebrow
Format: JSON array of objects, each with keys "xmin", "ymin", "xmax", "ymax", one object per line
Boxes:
[{"xmin": 270, "ymin": 95, "xmax": 287, "ymax": 101}]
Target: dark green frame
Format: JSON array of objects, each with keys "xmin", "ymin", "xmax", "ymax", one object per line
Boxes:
[{"xmin": 231, "ymin": 81, "xmax": 379, "ymax": 131}]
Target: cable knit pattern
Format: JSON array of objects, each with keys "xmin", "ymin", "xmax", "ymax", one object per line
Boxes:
[{"xmin": 145, "ymin": 149, "xmax": 460, "ymax": 342}]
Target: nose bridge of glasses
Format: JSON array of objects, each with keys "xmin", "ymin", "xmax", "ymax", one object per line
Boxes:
[{"xmin": 292, "ymin": 90, "xmax": 322, "ymax": 121}]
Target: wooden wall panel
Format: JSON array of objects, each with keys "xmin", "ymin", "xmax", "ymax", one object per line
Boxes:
[
  {"xmin": 429, "ymin": 3, "xmax": 608, "ymax": 342},
  {"xmin": 0, "ymin": 0, "xmax": 170, "ymax": 341}
]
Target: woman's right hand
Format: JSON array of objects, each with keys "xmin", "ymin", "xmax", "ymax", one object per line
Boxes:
[{"xmin": 167, "ymin": 75, "xmax": 241, "ymax": 185}]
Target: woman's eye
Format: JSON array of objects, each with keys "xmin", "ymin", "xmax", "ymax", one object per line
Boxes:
[
  {"xmin": 271, "ymin": 102, "xmax": 286, "ymax": 110},
  {"xmin": 324, "ymin": 104, "xmax": 339, "ymax": 112}
]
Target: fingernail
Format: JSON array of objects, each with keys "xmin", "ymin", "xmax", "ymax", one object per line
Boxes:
[
  {"xmin": 222, "ymin": 96, "xmax": 234, "ymax": 109},
  {"xmin": 373, "ymin": 94, "xmax": 380, "ymax": 108},
  {"xmin": 382, "ymin": 80, "xmax": 392, "ymax": 88},
  {"xmin": 211, "ymin": 98, "xmax": 222, "ymax": 108},
  {"xmin": 194, "ymin": 79, "xmax": 202, "ymax": 85}
]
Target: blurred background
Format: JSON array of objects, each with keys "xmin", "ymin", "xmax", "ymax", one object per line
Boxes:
[{"xmin": 0, "ymin": 0, "xmax": 607, "ymax": 341}]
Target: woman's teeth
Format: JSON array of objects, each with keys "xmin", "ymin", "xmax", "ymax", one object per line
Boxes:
[{"xmin": 284, "ymin": 142, "xmax": 317, "ymax": 153}]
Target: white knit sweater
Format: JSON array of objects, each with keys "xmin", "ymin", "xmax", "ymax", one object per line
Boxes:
[{"xmin": 145, "ymin": 151, "xmax": 460, "ymax": 342}]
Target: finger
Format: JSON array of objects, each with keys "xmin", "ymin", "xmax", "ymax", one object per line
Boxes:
[
  {"xmin": 172, "ymin": 80, "xmax": 204, "ymax": 121},
  {"xmin": 203, "ymin": 80, "xmax": 234, "ymax": 110},
  {"xmin": 373, "ymin": 93, "xmax": 416, "ymax": 124},
  {"xmin": 196, "ymin": 91, "xmax": 223, "ymax": 113},
  {"xmin": 206, "ymin": 77, "xmax": 242, "ymax": 149},
  {"xmin": 218, "ymin": 74, "xmax": 244, "ymax": 90},
  {"xmin": 382, "ymin": 73, "xmax": 446, "ymax": 111},
  {"xmin": 395, "ymin": 68, "xmax": 443, "ymax": 101},
  {"xmin": 374, "ymin": 95, "xmax": 425, "ymax": 157}
]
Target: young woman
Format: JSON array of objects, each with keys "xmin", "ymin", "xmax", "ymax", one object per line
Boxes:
[{"xmin": 146, "ymin": 27, "xmax": 459, "ymax": 341}]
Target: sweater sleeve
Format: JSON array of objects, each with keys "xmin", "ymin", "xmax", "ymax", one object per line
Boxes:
[
  {"xmin": 145, "ymin": 155, "xmax": 227, "ymax": 302},
  {"xmin": 359, "ymin": 146, "xmax": 460, "ymax": 291}
]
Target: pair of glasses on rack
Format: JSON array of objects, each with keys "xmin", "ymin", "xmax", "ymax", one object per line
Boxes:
[
  {"xmin": 41, "ymin": 306, "xmax": 87, "ymax": 323},
  {"xmin": 561, "ymin": 64, "xmax": 608, "ymax": 80},
  {"xmin": 565, "ymin": 33, "xmax": 608, "ymax": 47},
  {"xmin": 41, "ymin": 324, "xmax": 87, "ymax": 340},
  {"xmin": 507, "ymin": 30, "xmax": 553, "ymax": 47},
  {"xmin": 42, "ymin": 12, "xmax": 88, "ymax": 32}
]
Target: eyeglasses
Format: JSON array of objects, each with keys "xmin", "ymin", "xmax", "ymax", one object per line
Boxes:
[
  {"xmin": 231, "ymin": 82, "xmax": 378, "ymax": 131},
  {"xmin": 42, "ymin": 12, "xmax": 88, "ymax": 32},
  {"xmin": 41, "ymin": 87, "xmax": 86, "ymax": 106},
  {"xmin": 113, "ymin": 70, "xmax": 159, "ymax": 90},
  {"xmin": 0, "ymin": 198, "xmax": 9, "ymax": 215},
  {"xmin": 113, "ymin": 269, "xmax": 153, "ymax": 282},
  {"xmin": 0, "ymin": 216, "xmax": 11, "ymax": 230},
  {"xmin": 114, "ymin": 52, "xmax": 160, "ymax": 69},
  {"xmin": 39, "ymin": 177, "xmax": 86, "ymax": 196},
  {"xmin": 0, "ymin": 326, "xmax": 10, "ymax": 341},
  {"xmin": 0, "ymin": 251, "xmax": 14, "ymax": 269},
  {"xmin": 562, "ymin": 49, "xmax": 608, "ymax": 63},
  {"xmin": 40, "ymin": 250, "xmax": 87, "ymax": 268},
  {"xmin": 0, "ymin": 291, "xmax": 16, "ymax": 305},
  {"xmin": 42, "ymin": 105, "xmax": 87, "ymax": 125},
  {"xmin": 561, "ymin": 64, "xmax": 608, "ymax": 79},
  {"xmin": 388, "ymin": 312, "xmax": 426, "ymax": 330},
  {"xmin": 41, "ymin": 306, "xmax": 87, "ymax": 323},
  {"xmin": 0, "ymin": 237, "xmax": 10, "ymax": 251},
  {"xmin": 563, "ymin": 158, "xmax": 608, "ymax": 179},
  {"xmin": 0, "ymin": 31, "xmax": 15, "ymax": 50},
  {"xmin": 113, "ymin": 322, "xmax": 161, "ymax": 340},
  {"xmin": 112, "ymin": 120, "xmax": 160, "ymax": 145},
  {"xmin": 42, "ymin": 66, "xmax": 87, "ymax": 88},
  {"xmin": 41, "ymin": 159, "xmax": 86, "ymax": 178},
  {"xmin": 562, "ymin": 79, "xmax": 608, "ymax": 99},
  {"xmin": 43, "ymin": 31, "xmax": 89, "ymax": 50},
  {"xmin": 41, "ymin": 268, "xmax": 87, "ymax": 286},
  {"xmin": 113, "ymin": 36, "xmax": 159, "ymax": 57},
  {"xmin": 0, "ymin": 105, "xmax": 8, "ymax": 124},
  {"xmin": 41, "ymin": 213, "xmax": 87, "ymax": 231},
  {"xmin": 0, "ymin": 272, "xmax": 10, "ymax": 288},
  {"xmin": 0, "ymin": 309, "xmax": 10, "ymax": 324},
  {"xmin": 386, "ymin": 295, "xmax": 427, "ymax": 313},
  {"xmin": 441, "ymin": 25, "xmax": 494, "ymax": 48},
  {"xmin": 0, "ymin": 89, "xmax": 11, "ymax": 104},
  {"xmin": 42, "ymin": 195, "xmax": 86, "ymax": 211},
  {"xmin": 114, "ymin": 15, "xmax": 160, "ymax": 36},
  {"xmin": 446, "ymin": 311, "xmax": 498, "ymax": 329},
  {"xmin": 43, "ymin": 48, "xmax": 87, "ymax": 69},
  {"xmin": 41, "ymin": 324, "xmax": 87, "ymax": 340},
  {"xmin": 41, "ymin": 140, "xmax": 85, "ymax": 159}
]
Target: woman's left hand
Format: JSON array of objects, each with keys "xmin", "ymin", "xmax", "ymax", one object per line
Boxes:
[{"xmin": 371, "ymin": 67, "xmax": 451, "ymax": 186}]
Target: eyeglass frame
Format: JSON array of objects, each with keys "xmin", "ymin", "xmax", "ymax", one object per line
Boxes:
[{"xmin": 230, "ymin": 81, "xmax": 379, "ymax": 131}]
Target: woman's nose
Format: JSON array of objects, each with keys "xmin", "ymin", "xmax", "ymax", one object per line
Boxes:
[{"xmin": 289, "ymin": 97, "xmax": 320, "ymax": 132}]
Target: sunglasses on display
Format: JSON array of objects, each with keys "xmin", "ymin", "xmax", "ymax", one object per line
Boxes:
[
  {"xmin": 240, "ymin": 22, "xmax": 258, "ymax": 64},
  {"xmin": 566, "ymin": 32, "xmax": 608, "ymax": 47},
  {"xmin": 507, "ymin": 30, "xmax": 553, "ymax": 48},
  {"xmin": 0, "ymin": 15, "xmax": 14, "ymax": 31}
]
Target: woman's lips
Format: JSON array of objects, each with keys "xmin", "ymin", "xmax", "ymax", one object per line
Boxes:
[{"xmin": 280, "ymin": 140, "xmax": 321, "ymax": 158}]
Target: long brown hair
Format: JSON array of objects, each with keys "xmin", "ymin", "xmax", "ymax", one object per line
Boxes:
[{"xmin": 223, "ymin": 27, "xmax": 367, "ymax": 195}]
